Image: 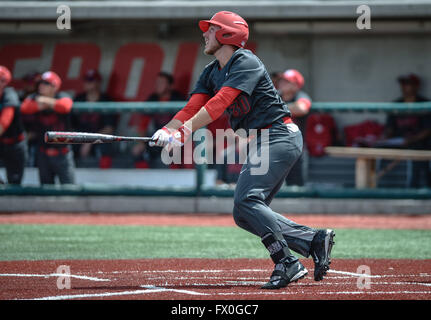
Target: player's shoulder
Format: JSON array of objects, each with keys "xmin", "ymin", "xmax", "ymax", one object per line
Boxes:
[
  {"xmin": 203, "ymin": 59, "xmax": 218, "ymax": 70},
  {"xmin": 233, "ymin": 49, "xmax": 260, "ymax": 62},
  {"xmin": 1, "ymin": 87, "xmax": 20, "ymax": 105},
  {"xmin": 230, "ymin": 49, "xmax": 263, "ymax": 69},
  {"xmin": 3, "ymin": 86, "xmax": 19, "ymax": 98}
]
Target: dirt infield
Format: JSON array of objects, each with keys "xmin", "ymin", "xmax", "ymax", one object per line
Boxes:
[
  {"xmin": 1, "ymin": 212, "xmax": 431, "ymax": 229},
  {"xmin": 1, "ymin": 258, "xmax": 430, "ymax": 300},
  {"xmin": 1, "ymin": 212, "xmax": 430, "ymax": 300}
]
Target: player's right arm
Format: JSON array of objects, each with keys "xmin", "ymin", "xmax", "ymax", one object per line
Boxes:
[
  {"xmin": 0, "ymin": 107, "xmax": 14, "ymax": 136},
  {"xmin": 151, "ymin": 87, "xmax": 242, "ymax": 149},
  {"xmin": 21, "ymin": 94, "xmax": 47, "ymax": 114},
  {"xmin": 21, "ymin": 93, "xmax": 73, "ymax": 114}
]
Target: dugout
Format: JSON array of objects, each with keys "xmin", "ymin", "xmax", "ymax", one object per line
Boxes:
[{"xmin": 0, "ymin": 1, "xmax": 430, "ymax": 213}]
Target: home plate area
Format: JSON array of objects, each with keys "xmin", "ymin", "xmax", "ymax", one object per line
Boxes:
[{"xmin": 1, "ymin": 258, "xmax": 430, "ymax": 300}]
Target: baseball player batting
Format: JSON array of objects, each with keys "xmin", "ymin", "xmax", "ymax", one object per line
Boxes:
[{"xmin": 149, "ymin": 11, "xmax": 335, "ymax": 289}]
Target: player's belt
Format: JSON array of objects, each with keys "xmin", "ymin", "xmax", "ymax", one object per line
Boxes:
[
  {"xmin": 0, "ymin": 133, "xmax": 25, "ymax": 145},
  {"xmin": 261, "ymin": 116, "xmax": 293, "ymax": 130},
  {"xmin": 39, "ymin": 146, "xmax": 69, "ymax": 157}
]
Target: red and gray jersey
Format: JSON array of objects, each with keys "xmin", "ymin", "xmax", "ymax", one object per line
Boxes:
[
  {"xmin": 21, "ymin": 92, "xmax": 72, "ymax": 148},
  {"xmin": 0, "ymin": 87, "xmax": 24, "ymax": 139},
  {"xmin": 191, "ymin": 48, "xmax": 291, "ymax": 131}
]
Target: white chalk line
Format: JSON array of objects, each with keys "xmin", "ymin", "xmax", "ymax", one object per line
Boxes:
[
  {"xmin": 13, "ymin": 268, "xmax": 431, "ymax": 300},
  {"xmin": 328, "ymin": 270, "xmax": 381, "ymax": 278},
  {"xmin": 0, "ymin": 273, "xmax": 110, "ymax": 282},
  {"xmin": 143, "ymin": 280, "xmax": 431, "ymax": 289},
  {"xmin": 22, "ymin": 285, "xmax": 208, "ymax": 300},
  {"xmin": 215, "ymin": 291, "xmax": 431, "ymax": 296},
  {"xmin": 134, "ymin": 269, "xmax": 431, "ymax": 278}
]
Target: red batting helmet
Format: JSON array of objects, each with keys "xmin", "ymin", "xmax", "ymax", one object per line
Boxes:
[
  {"xmin": 0, "ymin": 66, "xmax": 12, "ymax": 85},
  {"xmin": 41, "ymin": 71, "xmax": 61, "ymax": 90},
  {"xmin": 199, "ymin": 11, "xmax": 249, "ymax": 48},
  {"xmin": 282, "ymin": 69, "xmax": 305, "ymax": 89}
]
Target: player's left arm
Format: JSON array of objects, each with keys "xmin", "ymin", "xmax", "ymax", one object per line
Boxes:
[
  {"xmin": 186, "ymin": 87, "xmax": 241, "ymax": 130},
  {"xmin": 169, "ymin": 87, "xmax": 242, "ymax": 147},
  {"xmin": 183, "ymin": 53, "xmax": 263, "ymax": 132}
]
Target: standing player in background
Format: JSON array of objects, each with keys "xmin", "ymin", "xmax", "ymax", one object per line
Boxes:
[
  {"xmin": 73, "ymin": 69, "xmax": 117, "ymax": 168},
  {"xmin": 149, "ymin": 11, "xmax": 335, "ymax": 289},
  {"xmin": 277, "ymin": 69, "xmax": 312, "ymax": 187},
  {"xmin": 0, "ymin": 66, "xmax": 27, "ymax": 185},
  {"xmin": 21, "ymin": 71, "xmax": 75, "ymax": 185},
  {"xmin": 384, "ymin": 73, "xmax": 431, "ymax": 188},
  {"xmin": 136, "ymin": 72, "xmax": 186, "ymax": 168},
  {"xmin": 20, "ymin": 72, "xmax": 42, "ymax": 167}
]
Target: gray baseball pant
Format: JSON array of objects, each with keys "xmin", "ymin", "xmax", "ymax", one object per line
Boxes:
[{"xmin": 232, "ymin": 124, "xmax": 317, "ymax": 264}]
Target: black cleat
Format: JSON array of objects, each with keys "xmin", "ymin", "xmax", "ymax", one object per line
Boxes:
[
  {"xmin": 261, "ymin": 260, "xmax": 308, "ymax": 290},
  {"xmin": 310, "ymin": 229, "xmax": 335, "ymax": 281}
]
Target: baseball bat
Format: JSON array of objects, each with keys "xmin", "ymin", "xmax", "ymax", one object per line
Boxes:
[{"xmin": 45, "ymin": 131, "xmax": 153, "ymax": 144}]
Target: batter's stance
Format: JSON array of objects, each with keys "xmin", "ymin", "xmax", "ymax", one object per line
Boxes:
[{"xmin": 150, "ymin": 11, "xmax": 335, "ymax": 289}]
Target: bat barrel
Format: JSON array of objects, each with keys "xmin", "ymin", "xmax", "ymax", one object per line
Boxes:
[
  {"xmin": 45, "ymin": 131, "xmax": 114, "ymax": 144},
  {"xmin": 45, "ymin": 131, "xmax": 153, "ymax": 144}
]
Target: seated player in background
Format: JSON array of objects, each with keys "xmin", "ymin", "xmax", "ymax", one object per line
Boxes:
[
  {"xmin": 149, "ymin": 11, "xmax": 335, "ymax": 289},
  {"xmin": 21, "ymin": 71, "xmax": 76, "ymax": 185},
  {"xmin": 278, "ymin": 69, "xmax": 312, "ymax": 187},
  {"xmin": 20, "ymin": 72, "xmax": 42, "ymax": 101},
  {"xmin": 270, "ymin": 71, "xmax": 282, "ymax": 90},
  {"xmin": 73, "ymin": 69, "xmax": 117, "ymax": 168},
  {"xmin": 136, "ymin": 72, "xmax": 186, "ymax": 168},
  {"xmin": 20, "ymin": 72, "xmax": 42, "ymax": 167},
  {"xmin": 381, "ymin": 73, "xmax": 430, "ymax": 188},
  {"xmin": 0, "ymin": 66, "xmax": 27, "ymax": 185}
]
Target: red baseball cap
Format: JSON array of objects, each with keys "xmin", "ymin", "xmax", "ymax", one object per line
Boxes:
[
  {"xmin": 281, "ymin": 69, "xmax": 305, "ymax": 89},
  {"xmin": 398, "ymin": 73, "xmax": 420, "ymax": 86},
  {"xmin": 83, "ymin": 69, "xmax": 102, "ymax": 82},
  {"xmin": 41, "ymin": 71, "xmax": 61, "ymax": 90},
  {"xmin": 0, "ymin": 66, "xmax": 12, "ymax": 85},
  {"xmin": 23, "ymin": 71, "xmax": 42, "ymax": 84}
]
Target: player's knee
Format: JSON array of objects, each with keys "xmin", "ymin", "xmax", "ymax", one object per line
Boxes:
[
  {"xmin": 233, "ymin": 193, "xmax": 246, "ymax": 213},
  {"xmin": 233, "ymin": 193, "xmax": 255, "ymax": 219}
]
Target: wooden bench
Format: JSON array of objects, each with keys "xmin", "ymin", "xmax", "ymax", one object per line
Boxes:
[{"xmin": 324, "ymin": 147, "xmax": 431, "ymax": 188}]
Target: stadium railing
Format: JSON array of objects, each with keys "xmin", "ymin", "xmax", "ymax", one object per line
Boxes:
[
  {"xmin": 1, "ymin": 101, "xmax": 431, "ymax": 199},
  {"xmin": 71, "ymin": 101, "xmax": 431, "ymax": 113}
]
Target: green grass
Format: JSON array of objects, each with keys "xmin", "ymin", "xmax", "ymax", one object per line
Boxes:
[{"xmin": 0, "ymin": 224, "xmax": 430, "ymax": 261}]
